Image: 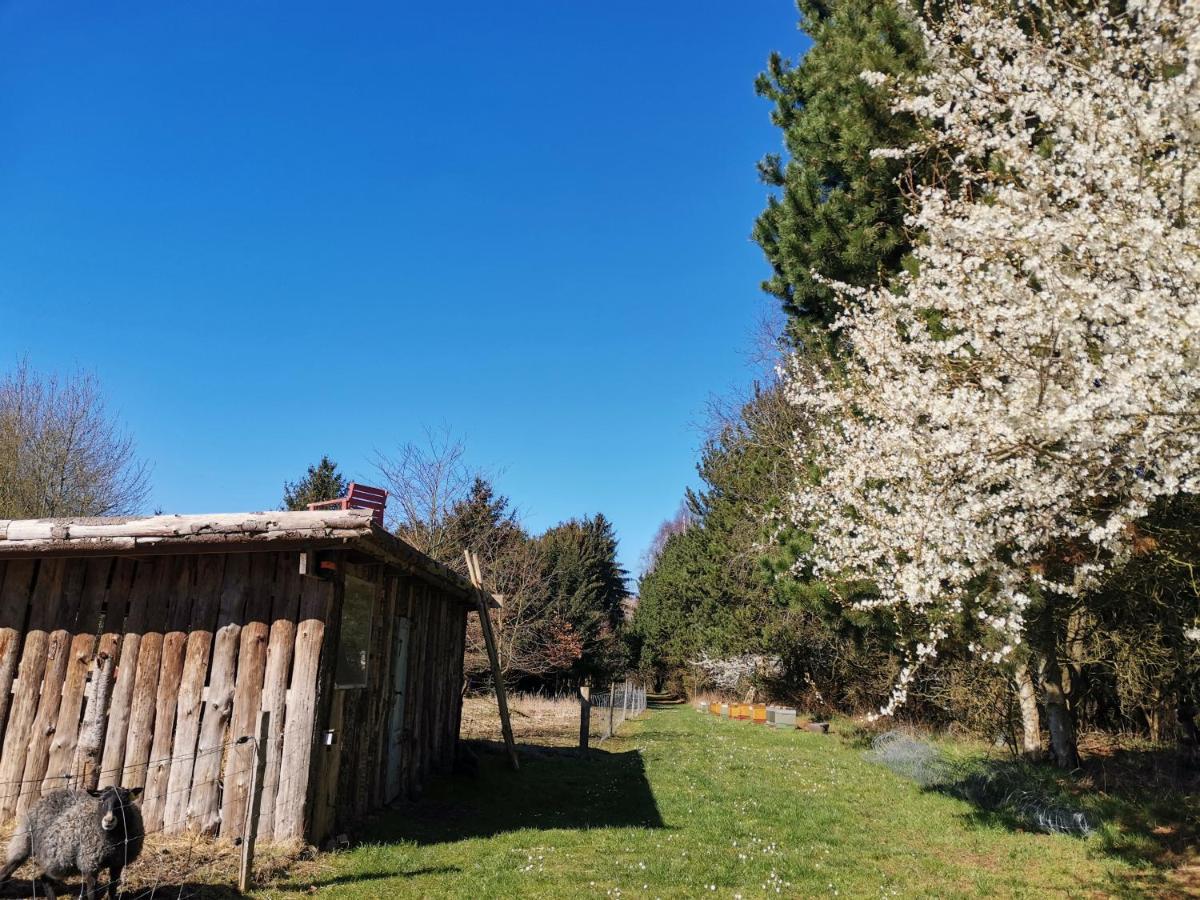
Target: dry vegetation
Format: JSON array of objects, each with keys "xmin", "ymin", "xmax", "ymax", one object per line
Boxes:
[
  {"xmin": 0, "ymin": 833, "xmax": 325, "ymax": 899},
  {"xmin": 460, "ymin": 690, "xmax": 650, "ymax": 748},
  {"xmin": 461, "ymin": 693, "xmax": 594, "ymax": 748}
]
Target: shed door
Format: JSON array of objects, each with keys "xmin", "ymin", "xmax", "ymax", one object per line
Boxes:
[{"xmin": 385, "ymin": 617, "xmax": 412, "ymax": 801}]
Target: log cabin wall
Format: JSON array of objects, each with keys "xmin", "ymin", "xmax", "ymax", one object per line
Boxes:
[
  {"xmin": 0, "ymin": 551, "xmax": 338, "ymax": 844},
  {"xmin": 309, "ymin": 564, "xmax": 468, "ymax": 844}
]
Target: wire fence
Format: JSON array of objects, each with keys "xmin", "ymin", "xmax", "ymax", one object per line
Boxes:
[
  {"xmin": 587, "ymin": 679, "xmax": 647, "ymax": 743},
  {"xmin": 0, "ymin": 734, "xmax": 280, "ymax": 897},
  {"xmin": 865, "ymin": 730, "xmax": 1099, "ymax": 837}
]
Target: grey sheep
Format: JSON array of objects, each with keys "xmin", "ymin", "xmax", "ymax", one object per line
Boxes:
[{"xmin": 0, "ymin": 786, "xmax": 143, "ymax": 899}]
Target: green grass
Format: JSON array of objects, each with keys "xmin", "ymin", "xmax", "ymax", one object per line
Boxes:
[{"xmin": 258, "ymin": 707, "xmax": 1191, "ymax": 899}]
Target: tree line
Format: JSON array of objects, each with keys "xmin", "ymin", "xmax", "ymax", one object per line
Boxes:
[
  {"xmin": 634, "ymin": 0, "xmax": 1200, "ymax": 767},
  {"xmin": 284, "ymin": 435, "xmax": 630, "ymax": 693}
]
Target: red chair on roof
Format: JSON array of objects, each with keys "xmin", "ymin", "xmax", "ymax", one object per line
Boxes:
[{"xmin": 307, "ymin": 482, "xmax": 388, "ymax": 526}]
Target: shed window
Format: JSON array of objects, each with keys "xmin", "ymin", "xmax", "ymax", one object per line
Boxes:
[{"xmin": 336, "ymin": 574, "xmax": 374, "ymax": 688}]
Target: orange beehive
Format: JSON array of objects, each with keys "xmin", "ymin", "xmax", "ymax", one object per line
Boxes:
[
  {"xmin": 734, "ymin": 704, "xmax": 750, "ymax": 720},
  {"xmin": 752, "ymin": 704, "xmax": 768, "ymax": 724}
]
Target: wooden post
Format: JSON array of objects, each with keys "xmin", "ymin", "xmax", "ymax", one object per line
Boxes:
[
  {"xmin": 239, "ymin": 710, "xmax": 269, "ymax": 894},
  {"xmin": 463, "ymin": 551, "xmax": 518, "ymax": 772},
  {"xmin": 608, "ymin": 682, "xmax": 616, "ymax": 738},
  {"xmin": 75, "ymin": 652, "xmax": 114, "ymax": 792},
  {"xmin": 578, "ymin": 683, "xmax": 590, "ymax": 752}
]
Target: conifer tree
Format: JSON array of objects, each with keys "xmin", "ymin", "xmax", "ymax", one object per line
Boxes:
[
  {"xmin": 282, "ymin": 455, "xmax": 347, "ymax": 511},
  {"xmin": 754, "ymin": 0, "xmax": 925, "ymax": 338}
]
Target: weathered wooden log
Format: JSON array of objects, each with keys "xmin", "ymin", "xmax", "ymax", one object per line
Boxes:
[
  {"xmin": 17, "ymin": 560, "xmax": 88, "ymax": 815},
  {"xmin": 162, "ymin": 554, "xmax": 225, "ymax": 833},
  {"xmin": 218, "ymin": 554, "xmax": 273, "ymax": 840},
  {"xmin": 188, "ymin": 553, "xmax": 249, "ymax": 834},
  {"xmin": 246, "ymin": 553, "xmax": 301, "ymax": 842},
  {"xmin": 74, "ymin": 651, "xmax": 115, "ymax": 792},
  {"xmin": 43, "ymin": 559, "xmax": 111, "ymax": 791},
  {"xmin": 0, "ymin": 559, "xmax": 68, "ymax": 819},
  {"xmin": 100, "ymin": 558, "xmax": 156, "ymax": 787},
  {"xmin": 0, "ymin": 560, "xmax": 37, "ymax": 748},
  {"xmin": 142, "ymin": 559, "xmax": 195, "ymax": 830},
  {"xmin": 121, "ymin": 559, "xmax": 179, "ymax": 791},
  {"xmin": 274, "ymin": 574, "xmax": 334, "ymax": 839}
]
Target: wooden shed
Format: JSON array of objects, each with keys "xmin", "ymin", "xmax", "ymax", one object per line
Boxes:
[{"xmin": 0, "ymin": 510, "xmax": 481, "ymax": 846}]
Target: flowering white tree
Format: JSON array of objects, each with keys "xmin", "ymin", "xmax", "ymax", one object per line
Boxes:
[
  {"xmin": 785, "ymin": 0, "xmax": 1200, "ymax": 765},
  {"xmin": 691, "ymin": 652, "xmax": 782, "ymax": 694}
]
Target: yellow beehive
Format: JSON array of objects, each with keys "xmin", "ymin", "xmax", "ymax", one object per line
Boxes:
[{"xmin": 752, "ymin": 704, "xmax": 768, "ymax": 724}]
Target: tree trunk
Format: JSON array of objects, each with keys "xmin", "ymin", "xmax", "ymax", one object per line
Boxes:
[
  {"xmin": 1177, "ymin": 700, "xmax": 1199, "ymax": 747},
  {"xmin": 1035, "ymin": 607, "xmax": 1079, "ymax": 769},
  {"xmin": 1029, "ymin": 598, "xmax": 1080, "ymax": 769},
  {"xmin": 1013, "ymin": 662, "xmax": 1043, "ymax": 758}
]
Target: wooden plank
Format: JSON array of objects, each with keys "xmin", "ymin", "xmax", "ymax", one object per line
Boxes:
[
  {"xmin": 188, "ymin": 553, "xmax": 250, "ymax": 835},
  {"xmin": 465, "ymin": 552, "xmax": 518, "ymax": 771},
  {"xmin": 432, "ymin": 596, "xmax": 450, "ymax": 772},
  {"xmin": 120, "ymin": 558, "xmax": 179, "ymax": 791},
  {"xmin": 449, "ymin": 606, "xmax": 467, "ymax": 748},
  {"xmin": 161, "ymin": 554, "xmax": 225, "ymax": 833},
  {"xmin": 142, "ymin": 557, "xmax": 195, "ymax": 831},
  {"xmin": 100, "ymin": 559, "xmax": 154, "ymax": 788},
  {"xmin": 218, "ymin": 553, "xmax": 274, "ymax": 840},
  {"xmin": 0, "ymin": 560, "xmax": 37, "ymax": 745},
  {"xmin": 406, "ymin": 583, "xmax": 428, "ymax": 795},
  {"xmin": 273, "ymin": 574, "xmax": 335, "ymax": 840},
  {"xmin": 250, "ymin": 553, "xmax": 301, "ymax": 842},
  {"xmin": 310, "ymin": 565, "xmax": 345, "ymax": 840},
  {"xmin": 310, "ymin": 689, "xmax": 345, "ymax": 844},
  {"xmin": 372, "ymin": 576, "xmax": 398, "ymax": 802},
  {"xmin": 43, "ymin": 557, "xmax": 111, "ymax": 790},
  {"xmin": 16, "ymin": 559, "xmax": 88, "ymax": 815}
]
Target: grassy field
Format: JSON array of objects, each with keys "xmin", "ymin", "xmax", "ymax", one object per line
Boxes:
[{"xmin": 250, "ymin": 705, "xmax": 1196, "ymax": 899}]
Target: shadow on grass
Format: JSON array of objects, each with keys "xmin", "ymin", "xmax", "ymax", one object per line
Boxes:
[
  {"xmin": 275, "ymin": 866, "xmax": 462, "ymax": 893},
  {"xmin": 363, "ymin": 741, "xmax": 665, "ymax": 847},
  {"xmin": 922, "ymin": 748, "xmax": 1200, "ymax": 899}
]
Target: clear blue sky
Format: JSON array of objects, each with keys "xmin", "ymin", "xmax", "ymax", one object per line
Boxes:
[{"xmin": 0, "ymin": 1, "xmax": 808, "ymax": 577}]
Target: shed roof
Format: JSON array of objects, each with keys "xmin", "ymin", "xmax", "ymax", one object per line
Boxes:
[{"xmin": 0, "ymin": 510, "xmax": 483, "ymax": 603}]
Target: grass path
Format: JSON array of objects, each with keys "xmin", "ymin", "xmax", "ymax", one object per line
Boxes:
[{"xmin": 260, "ymin": 706, "xmax": 1174, "ymax": 898}]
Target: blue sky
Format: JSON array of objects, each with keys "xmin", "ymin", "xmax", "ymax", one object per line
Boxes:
[{"xmin": 0, "ymin": 1, "xmax": 808, "ymax": 577}]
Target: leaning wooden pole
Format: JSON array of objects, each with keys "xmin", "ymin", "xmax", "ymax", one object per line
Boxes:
[{"xmin": 465, "ymin": 551, "xmax": 519, "ymax": 771}]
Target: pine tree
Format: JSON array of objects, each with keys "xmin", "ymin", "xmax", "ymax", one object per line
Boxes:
[
  {"xmin": 754, "ymin": 0, "xmax": 925, "ymax": 339},
  {"xmin": 282, "ymin": 455, "xmax": 347, "ymax": 511}
]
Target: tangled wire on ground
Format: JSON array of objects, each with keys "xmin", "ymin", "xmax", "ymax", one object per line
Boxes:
[{"xmin": 865, "ymin": 731, "xmax": 1098, "ymax": 837}]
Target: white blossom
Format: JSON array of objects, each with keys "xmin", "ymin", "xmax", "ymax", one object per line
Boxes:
[
  {"xmin": 785, "ymin": 0, "xmax": 1200, "ymax": 711},
  {"xmin": 691, "ymin": 653, "xmax": 782, "ymax": 691}
]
